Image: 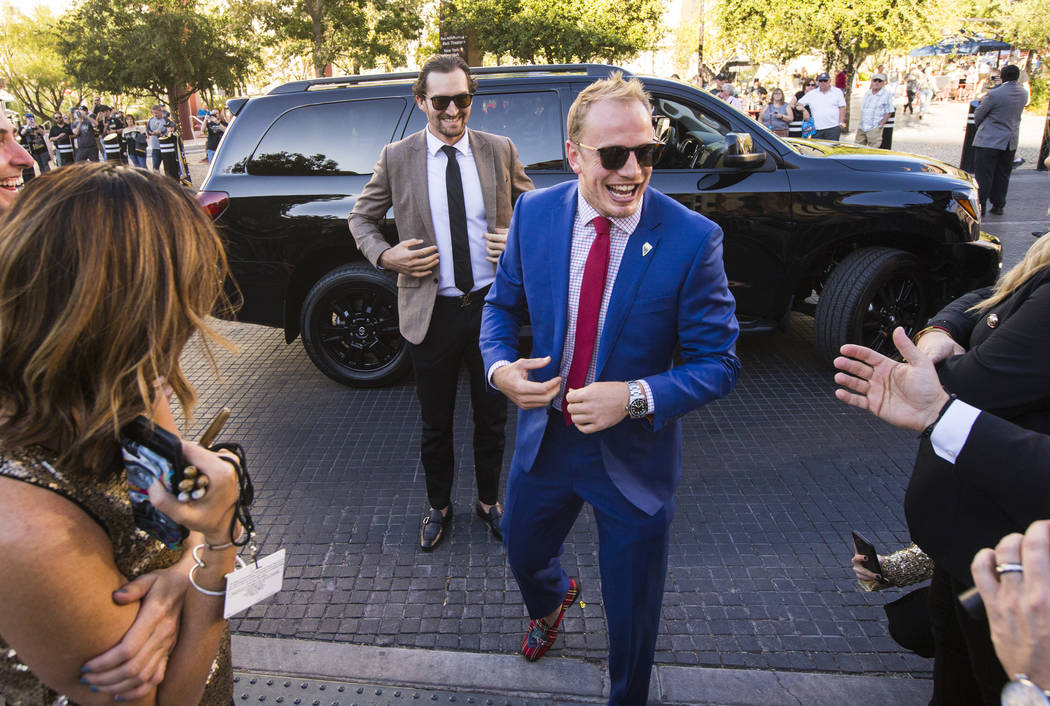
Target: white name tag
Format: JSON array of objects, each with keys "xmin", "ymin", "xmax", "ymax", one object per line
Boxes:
[{"xmin": 224, "ymin": 549, "xmax": 286, "ymax": 619}]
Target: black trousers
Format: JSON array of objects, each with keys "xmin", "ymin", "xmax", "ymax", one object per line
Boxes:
[
  {"xmin": 813, "ymin": 125, "xmax": 841, "ymax": 141},
  {"xmin": 407, "ymin": 290, "xmax": 506, "ymax": 510},
  {"xmin": 928, "ymin": 566, "xmax": 1006, "ymax": 706},
  {"xmin": 973, "ymin": 146, "xmax": 1015, "ymax": 211}
]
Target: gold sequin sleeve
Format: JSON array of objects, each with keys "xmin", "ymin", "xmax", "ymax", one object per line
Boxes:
[{"xmin": 858, "ymin": 543, "xmax": 935, "ymax": 592}]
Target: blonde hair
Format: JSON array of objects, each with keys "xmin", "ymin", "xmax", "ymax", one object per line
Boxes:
[
  {"xmin": 567, "ymin": 71, "xmax": 652, "ymax": 144},
  {"xmin": 0, "ymin": 162, "xmax": 236, "ymax": 473},
  {"xmin": 973, "ymin": 232, "xmax": 1050, "ymax": 312}
]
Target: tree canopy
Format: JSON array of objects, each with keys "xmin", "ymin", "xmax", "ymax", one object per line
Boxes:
[
  {"xmin": 242, "ymin": 0, "xmax": 424, "ymax": 78},
  {"xmin": 442, "ymin": 0, "xmax": 664, "ymax": 65},
  {"xmin": 0, "ymin": 7, "xmax": 73, "ymax": 117},
  {"xmin": 57, "ymin": 0, "xmax": 255, "ymax": 105}
]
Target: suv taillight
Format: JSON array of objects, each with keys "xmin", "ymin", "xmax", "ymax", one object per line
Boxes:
[{"xmin": 197, "ymin": 191, "xmax": 229, "ymax": 220}]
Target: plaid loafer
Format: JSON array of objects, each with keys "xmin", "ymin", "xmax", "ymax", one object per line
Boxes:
[{"xmin": 521, "ymin": 578, "xmax": 581, "ymax": 662}]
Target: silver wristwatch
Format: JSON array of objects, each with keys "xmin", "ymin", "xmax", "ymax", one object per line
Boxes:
[
  {"xmin": 625, "ymin": 381, "xmax": 648, "ymax": 419},
  {"xmin": 1002, "ymin": 676, "xmax": 1050, "ymax": 706}
]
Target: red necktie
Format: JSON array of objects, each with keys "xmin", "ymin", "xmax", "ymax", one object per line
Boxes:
[{"xmin": 564, "ymin": 216, "xmax": 611, "ymax": 425}]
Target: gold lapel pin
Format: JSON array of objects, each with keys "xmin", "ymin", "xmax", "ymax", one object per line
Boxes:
[{"xmin": 642, "ymin": 242, "xmax": 653, "ymax": 257}]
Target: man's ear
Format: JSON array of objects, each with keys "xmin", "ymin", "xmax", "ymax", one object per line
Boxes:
[
  {"xmin": 415, "ymin": 96, "xmax": 427, "ymax": 112},
  {"xmin": 566, "ymin": 140, "xmax": 583, "ymax": 176}
]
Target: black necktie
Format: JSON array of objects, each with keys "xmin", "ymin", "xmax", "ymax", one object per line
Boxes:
[{"xmin": 441, "ymin": 144, "xmax": 473, "ymax": 295}]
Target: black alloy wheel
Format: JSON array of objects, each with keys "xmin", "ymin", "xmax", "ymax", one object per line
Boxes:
[
  {"xmin": 814, "ymin": 247, "xmax": 930, "ymax": 364},
  {"xmin": 300, "ymin": 263, "xmax": 410, "ymax": 387}
]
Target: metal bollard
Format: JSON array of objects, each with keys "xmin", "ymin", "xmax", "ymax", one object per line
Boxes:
[
  {"xmin": 1039, "ymin": 97, "xmax": 1049, "ymax": 172},
  {"xmin": 879, "ymin": 110, "xmax": 897, "ymax": 150},
  {"xmin": 960, "ymin": 101, "xmax": 979, "ymax": 172}
]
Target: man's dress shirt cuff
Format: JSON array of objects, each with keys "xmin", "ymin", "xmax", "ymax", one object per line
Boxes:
[
  {"xmin": 637, "ymin": 379, "xmax": 655, "ymax": 415},
  {"xmin": 930, "ymin": 399, "xmax": 982, "ymax": 463},
  {"xmin": 487, "ymin": 360, "xmax": 511, "ymax": 389}
]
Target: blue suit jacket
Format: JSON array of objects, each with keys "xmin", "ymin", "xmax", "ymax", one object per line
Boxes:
[{"xmin": 481, "ymin": 181, "xmax": 741, "ymax": 515}]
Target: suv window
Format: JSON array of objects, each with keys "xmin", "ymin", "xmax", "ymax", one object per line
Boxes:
[
  {"xmin": 651, "ymin": 95, "xmax": 732, "ymax": 170},
  {"xmin": 404, "ymin": 90, "xmax": 564, "ymax": 170},
  {"xmin": 246, "ymin": 98, "xmax": 407, "ymax": 176}
]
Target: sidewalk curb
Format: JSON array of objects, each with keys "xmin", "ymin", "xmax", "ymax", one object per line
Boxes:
[{"xmin": 233, "ymin": 635, "xmax": 932, "ymax": 705}]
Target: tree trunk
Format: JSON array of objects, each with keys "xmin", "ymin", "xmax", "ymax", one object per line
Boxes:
[{"xmin": 308, "ymin": 0, "xmax": 325, "ymax": 78}]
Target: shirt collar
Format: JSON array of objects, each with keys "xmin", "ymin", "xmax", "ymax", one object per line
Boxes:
[
  {"xmin": 576, "ymin": 189, "xmax": 643, "ymax": 236},
  {"xmin": 425, "ymin": 127, "xmax": 471, "ymax": 158}
]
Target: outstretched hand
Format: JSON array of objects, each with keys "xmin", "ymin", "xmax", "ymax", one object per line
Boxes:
[{"xmin": 832, "ymin": 327, "xmax": 951, "ymax": 432}]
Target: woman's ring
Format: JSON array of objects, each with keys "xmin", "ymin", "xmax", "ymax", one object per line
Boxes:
[{"xmin": 995, "ymin": 562, "xmax": 1024, "ymax": 575}]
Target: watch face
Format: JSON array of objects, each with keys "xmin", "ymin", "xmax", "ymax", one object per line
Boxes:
[
  {"xmin": 628, "ymin": 398, "xmax": 648, "ymax": 418},
  {"xmin": 1003, "ymin": 680, "xmax": 1050, "ymax": 706}
]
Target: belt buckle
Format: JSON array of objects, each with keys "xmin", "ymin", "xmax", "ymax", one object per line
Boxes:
[{"xmin": 459, "ymin": 291, "xmax": 472, "ymax": 308}]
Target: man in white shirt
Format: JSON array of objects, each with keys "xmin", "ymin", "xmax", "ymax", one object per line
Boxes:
[
  {"xmin": 855, "ymin": 73, "xmax": 895, "ymax": 147},
  {"xmin": 350, "ymin": 54, "xmax": 533, "ymax": 552},
  {"xmin": 798, "ymin": 72, "xmax": 847, "ymax": 140}
]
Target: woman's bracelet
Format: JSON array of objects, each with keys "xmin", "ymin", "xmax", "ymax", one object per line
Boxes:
[
  {"xmin": 188, "ymin": 543, "xmax": 245, "ymax": 597},
  {"xmin": 913, "ymin": 325, "xmax": 951, "ymax": 345},
  {"xmin": 206, "ymin": 527, "xmax": 248, "ymax": 551}
]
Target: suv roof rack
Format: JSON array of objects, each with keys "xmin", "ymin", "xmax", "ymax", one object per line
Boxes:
[{"xmin": 268, "ymin": 64, "xmax": 629, "ymax": 95}]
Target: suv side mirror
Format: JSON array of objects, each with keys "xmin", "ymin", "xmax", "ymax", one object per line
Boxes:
[{"xmin": 723, "ymin": 132, "xmax": 766, "ymax": 169}]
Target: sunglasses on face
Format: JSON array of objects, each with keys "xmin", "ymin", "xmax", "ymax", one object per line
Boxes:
[
  {"xmin": 806, "ymin": 83, "xmax": 816, "ymax": 87},
  {"xmin": 576, "ymin": 141, "xmax": 664, "ymax": 170},
  {"xmin": 818, "ymin": 79, "xmax": 830, "ymax": 82},
  {"xmin": 427, "ymin": 93, "xmax": 474, "ymax": 111},
  {"xmin": 872, "ymin": 78, "xmax": 884, "ymax": 82}
]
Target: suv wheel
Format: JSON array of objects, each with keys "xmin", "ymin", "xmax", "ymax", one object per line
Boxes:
[
  {"xmin": 300, "ymin": 263, "xmax": 410, "ymax": 387},
  {"xmin": 814, "ymin": 247, "xmax": 930, "ymax": 364}
]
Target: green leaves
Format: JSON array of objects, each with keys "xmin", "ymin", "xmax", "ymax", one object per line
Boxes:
[
  {"xmin": 443, "ymin": 0, "xmax": 664, "ymax": 64},
  {"xmin": 56, "ymin": 0, "xmax": 256, "ymax": 104}
]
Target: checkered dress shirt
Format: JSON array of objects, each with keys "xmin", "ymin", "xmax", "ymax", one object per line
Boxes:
[
  {"xmin": 553, "ymin": 193, "xmax": 647, "ymax": 411},
  {"xmin": 859, "ymin": 89, "xmax": 894, "ymax": 131}
]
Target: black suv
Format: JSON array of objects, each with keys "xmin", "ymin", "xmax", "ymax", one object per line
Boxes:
[{"xmin": 198, "ymin": 64, "xmax": 1000, "ymax": 387}]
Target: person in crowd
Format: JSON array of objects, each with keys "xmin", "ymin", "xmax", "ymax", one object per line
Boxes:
[
  {"xmin": 791, "ymin": 78, "xmax": 817, "ymax": 125},
  {"xmin": 123, "ymin": 115, "xmax": 149, "ymax": 169},
  {"xmin": 0, "ymin": 162, "xmax": 242, "ymax": 704},
  {"xmin": 18, "ymin": 114, "xmax": 53, "ymax": 175},
  {"xmin": 481, "ymin": 72, "xmax": 740, "ymax": 705},
  {"xmin": 904, "ymin": 71, "xmax": 918, "ymax": 115},
  {"xmin": 918, "ymin": 67, "xmax": 934, "ymax": 120},
  {"xmin": 835, "ymin": 69, "xmax": 848, "ymax": 91},
  {"xmin": 0, "ymin": 112, "xmax": 34, "ymax": 212},
  {"xmin": 204, "ymin": 109, "xmax": 227, "ymax": 164},
  {"xmin": 759, "ymin": 88, "xmax": 792, "ymax": 137},
  {"xmin": 747, "ymin": 77, "xmax": 768, "ymax": 113},
  {"xmin": 798, "ymin": 73, "xmax": 847, "ymax": 140},
  {"xmin": 350, "ymin": 54, "xmax": 533, "ymax": 551},
  {"xmin": 49, "ymin": 112, "xmax": 75, "ymax": 167},
  {"xmin": 973, "ymin": 64, "xmax": 1028, "ymax": 216},
  {"xmin": 718, "ymin": 82, "xmax": 744, "ymax": 110},
  {"xmin": 834, "ymin": 229, "xmax": 1050, "ymax": 705},
  {"xmin": 854, "ymin": 73, "xmax": 895, "ymax": 147},
  {"xmin": 147, "ymin": 104, "xmax": 170, "ymax": 171},
  {"xmin": 102, "ymin": 109, "xmax": 128, "ymax": 163},
  {"xmin": 72, "ymin": 107, "xmax": 100, "ymax": 162},
  {"xmin": 973, "ymin": 520, "xmax": 1050, "ymax": 706},
  {"xmin": 90, "ymin": 97, "xmax": 112, "ymax": 119}
]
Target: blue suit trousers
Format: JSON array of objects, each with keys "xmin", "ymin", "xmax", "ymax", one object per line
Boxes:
[{"xmin": 503, "ymin": 412, "xmax": 672, "ymax": 705}]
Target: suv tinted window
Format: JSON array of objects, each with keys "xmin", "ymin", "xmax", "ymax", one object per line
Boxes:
[
  {"xmin": 651, "ymin": 95, "xmax": 732, "ymax": 170},
  {"xmin": 404, "ymin": 91, "xmax": 564, "ymax": 170},
  {"xmin": 247, "ymin": 98, "xmax": 407, "ymax": 176}
]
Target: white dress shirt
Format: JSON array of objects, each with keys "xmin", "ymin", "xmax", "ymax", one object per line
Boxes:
[
  {"xmin": 425, "ymin": 127, "xmax": 491, "ymax": 295},
  {"xmin": 930, "ymin": 399, "xmax": 983, "ymax": 463}
]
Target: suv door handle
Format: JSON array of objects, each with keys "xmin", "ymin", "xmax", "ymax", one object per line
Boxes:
[{"xmin": 697, "ymin": 174, "xmax": 720, "ymax": 190}]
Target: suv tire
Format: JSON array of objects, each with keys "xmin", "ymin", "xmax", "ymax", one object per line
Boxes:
[
  {"xmin": 815, "ymin": 247, "xmax": 930, "ymax": 365},
  {"xmin": 300, "ymin": 263, "xmax": 411, "ymax": 387}
]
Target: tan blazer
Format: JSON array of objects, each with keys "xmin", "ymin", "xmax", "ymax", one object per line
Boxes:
[{"xmin": 349, "ymin": 128, "xmax": 533, "ymax": 344}]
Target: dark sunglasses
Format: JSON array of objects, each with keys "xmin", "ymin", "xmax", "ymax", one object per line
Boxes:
[
  {"xmin": 427, "ymin": 93, "xmax": 474, "ymax": 111},
  {"xmin": 818, "ymin": 78, "xmax": 830, "ymax": 82},
  {"xmin": 805, "ymin": 83, "xmax": 816, "ymax": 87},
  {"xmin": 872, "ymin": 78, "xmax": 884, "ymax": 82},
  {"xmin": 576, "ymin": 141, "xmax": 664, "ymax": 170}
]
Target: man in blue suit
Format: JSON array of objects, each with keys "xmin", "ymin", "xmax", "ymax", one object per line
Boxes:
[{"xmin": 480, "ymin": 73, "xmax": 740, "ymax": 705}]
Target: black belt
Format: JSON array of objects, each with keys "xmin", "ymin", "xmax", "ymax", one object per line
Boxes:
[{"xmin": 439, "ymin": 284, "xmax": 491, "ymax": 309}]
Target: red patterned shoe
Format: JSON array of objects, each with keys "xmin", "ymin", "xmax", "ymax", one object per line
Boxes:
[{"xmin": 521, "ymin": 578, "xmax": 581, "ymax": 661}]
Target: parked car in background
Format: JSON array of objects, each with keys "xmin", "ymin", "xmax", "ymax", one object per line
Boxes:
[{"xmin": 198, "ymin": 64, "xmax": 1000, "ymax": 387}]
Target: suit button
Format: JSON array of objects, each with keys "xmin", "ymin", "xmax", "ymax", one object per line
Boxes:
[
  {"xmin": 987, "ymin": 313, "xmax": 999, "ymax": 328},
  {"xmin": 433, "ymin": 277, "xmax": 438, "ymax": 283}
]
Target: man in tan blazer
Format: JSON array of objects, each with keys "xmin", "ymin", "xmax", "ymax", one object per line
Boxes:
[{"xmin": 350, "ymin": 54, "xmax": 533, "ymax": 551}]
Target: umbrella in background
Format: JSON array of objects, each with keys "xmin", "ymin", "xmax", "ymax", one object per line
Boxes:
[{"xmin": 910, "ymin": 33, "xmax": 1012, "ymax": 57}]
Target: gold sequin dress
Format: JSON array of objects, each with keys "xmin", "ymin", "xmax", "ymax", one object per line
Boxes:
[{"xmin": 0, "ymin": 447, "xmax": 232, "ymax": 705}]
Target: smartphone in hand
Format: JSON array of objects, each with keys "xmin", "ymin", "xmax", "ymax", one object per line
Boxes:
[
  {"xmin": 852, "ymin": 530, "xmax": 883, "ymax": 578},
  {"xmin": 121, "ymin": 416, "xmax": 188, "ymax": 549}
]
